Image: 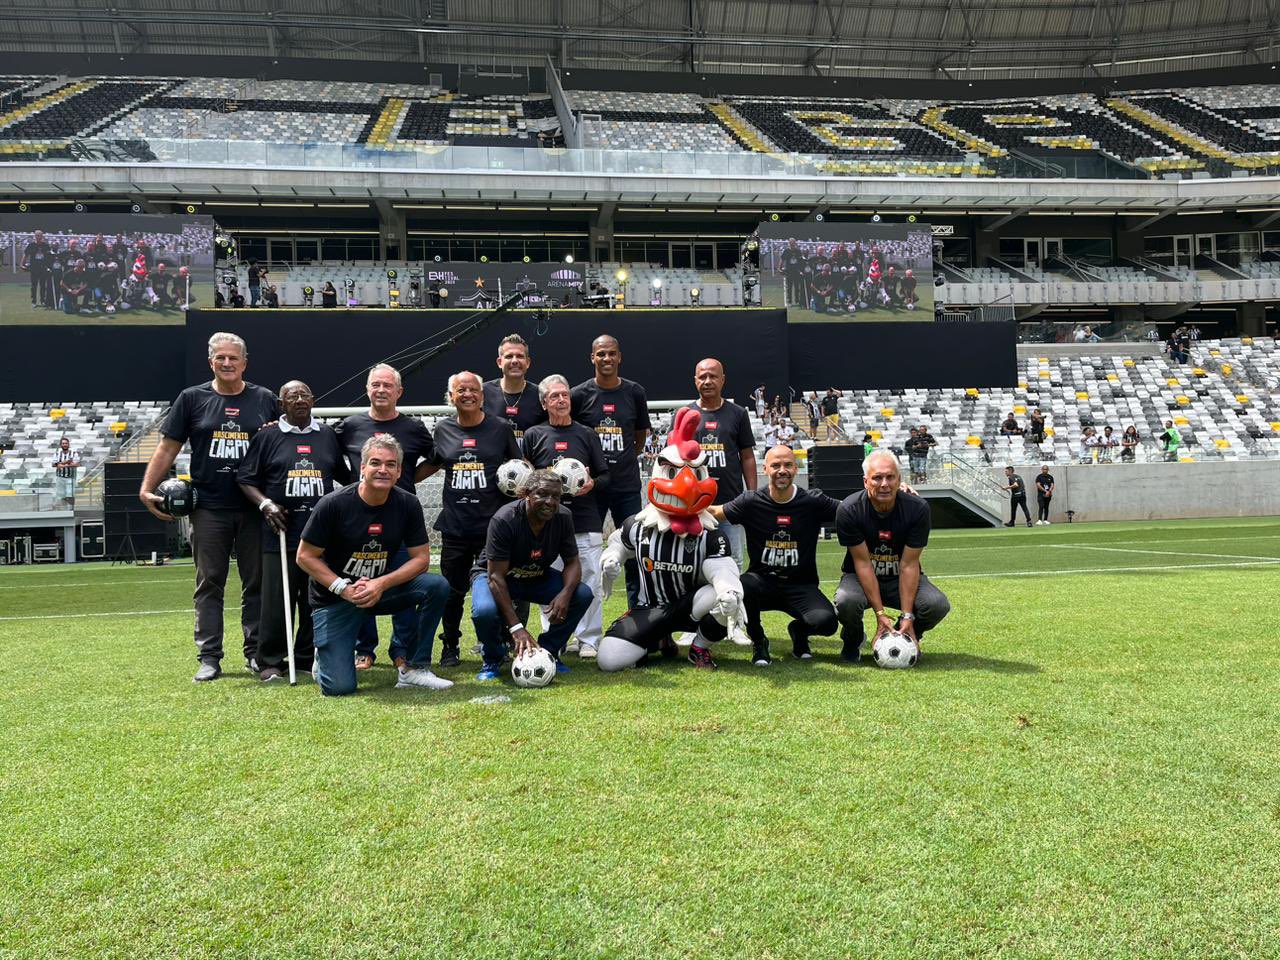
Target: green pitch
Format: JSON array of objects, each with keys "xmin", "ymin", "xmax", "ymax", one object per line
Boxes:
[
  {"xmin": 3, "ymin": 516, "xmax": 1280, "ymax": 959},
  {"xmin": 0, "ymin": 280, "xmax": 187, "ymax": 325}
]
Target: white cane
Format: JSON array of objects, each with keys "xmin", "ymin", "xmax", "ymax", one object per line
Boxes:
[{"xmin": 278, "ymin": 529, "xmax": 297, "ymax": 685}]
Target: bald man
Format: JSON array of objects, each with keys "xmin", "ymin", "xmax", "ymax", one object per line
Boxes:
[
  {"xmin": 237, "ymin": 379, "xmax": 351, "ymax": 681},
  {"xmin": 689, "ymin": 358, "xmax": 757, "ymax": 568},
  {"xmin": 711, "ymin": 445, "xmax": 840, "ymax": 664},
  {"xmin": 571, "ymin": 334, "xmax": 651, "ymax": 610}
]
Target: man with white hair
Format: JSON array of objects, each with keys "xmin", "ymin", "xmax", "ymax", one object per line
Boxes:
[
  {"xmin": 521, "ymin": 374, "xmax": 609, "ymax": 658},
  {"xmin": 833, "ymin": 449, "xmax": 950, "ymax": 663},
  {"xmin": 140, "ymin": 332, "xmax": 280, "ymax": 682},
  {"xmin": 422, "ymin": 371, "xmax": 521, "ymax": 667},
  {"xmin": 336, "ymin": 363, "xmax": 436, "ymax": 673}
]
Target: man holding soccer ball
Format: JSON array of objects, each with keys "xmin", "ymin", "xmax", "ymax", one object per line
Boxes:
[
  {"xmin": 833, "ymin": 450, "xmax": 950, "ymax": 663},
  {"xmin": 469, "ymin": 470, "xmax": 593, "ymax": 681},
  {"xmin": 521, "ymin": 374, "xmax": 610, "ymax": 659}
]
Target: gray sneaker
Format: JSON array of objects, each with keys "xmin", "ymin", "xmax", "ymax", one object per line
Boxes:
[
  {"xmin": 259, "ymin": 666, "xmax": 284, "ymax": 682},
  {"xmin": 395, "ymin": 666, "xmax": 454, "ymax": 690},
  {"xmin": 193, "ymin": 662, "xmax": 221, "ymax": 682}
]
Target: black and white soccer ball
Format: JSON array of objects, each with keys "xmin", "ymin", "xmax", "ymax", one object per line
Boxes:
[
  {"xmin": 156, "ymin": 477, "xmax": 193, "ymax": 517},
  {"xmin": 551, "ymin": 457, "xmax": 590, "ymax": 496},
  {"xmin": 512, "ymin": 647, "xmax": 556, "ymax": 688},
  {"xmin": 496, "ymin": 459, "xmax": 533, "ymax": 497},
  {"xmin": 872, "ymin": 630, "xmax": 918, "ymax": 669}
]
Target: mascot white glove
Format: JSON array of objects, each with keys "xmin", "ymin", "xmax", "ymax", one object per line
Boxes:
[{"xmin": 600, "ymin": 529, "xmax": 628, "ymax": 601}]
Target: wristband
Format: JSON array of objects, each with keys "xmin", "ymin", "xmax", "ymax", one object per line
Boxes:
[
  {"xmin": 258, "ymin": 498, "xmax": 276, "ymax": 513},
  {"xmin": 329, "ymin": 577, "xmax": 351, "ymax": 596},
  {"xmin": 874, "ymin": 609, "xmax": 886, "ymax": 617},
  {"xmin": 508, "ymin": 623, "xmax": 526, "ymax": 636}
]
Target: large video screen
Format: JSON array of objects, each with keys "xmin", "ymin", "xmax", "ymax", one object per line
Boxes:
[
  {"xmin": 0, "ymin": 212, "xmax": 215, "ymax": 325},
  {"xmin": 757, "ymin": 221, "xmax": 934, "ymax": 322}
]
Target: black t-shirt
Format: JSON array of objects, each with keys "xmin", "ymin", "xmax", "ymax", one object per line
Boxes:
[
  {"xmin": 687, "ymin": 401, "xmax": 756, "ymax": 505},
  {"xmin": 321, "ymin": 290, "xmax": 337, "ymax": 308},
  {"xmin": 471, "ymin": 500, "xmax": 578, "ymax": 581},
  {"xmin": 836, "ymin": 490, "xmax": 931, "ymax": 581},
  {"xmin": 1007, "ymin": 474, "xmax": 1026, "ymax": 497},
  {"xmin": 571, "ymin": 378, "xmax": 651, "ymax": 494},
  {"xmin": 23, "ymin": 241, "xmax": 50, "ymax": 270},
  {"xmin": 521, "ymin": 420, "xmax": 609, "ymax": 534},
  {"xmin": 482, "ymin": 380, "xmax": 547, "ymax": 440},
  {"xmin": 300, "ymin": 484, "xmax": 429, "ymax": 607},
  {"xmin": 820, "ymin": 394, "xmax": 840, "ymax": 416},
  {"xmin": 161, "ymin": 382, "xmax": 280, "ymax": 510},
  {"xmin": 336, "ymin": 412, "xmax": 435, "ymax": 494},
  {"xmin": 1035, "ymin": 473, "xmax": 1055, "ymax": 495},
  {"xmin": 428, "ymin": 416, "xmax": 521, "ymax": 537},
  {"xmin": 236, "ymin": 424, "xmax": 351, "ymax": 553},
  {"xmin": 906, "ymin": 436, "xmax": 930, "ymax": 457},
  {"xmin": 723, "ymin": 486, "xmax": 840, "ymax": 585}
]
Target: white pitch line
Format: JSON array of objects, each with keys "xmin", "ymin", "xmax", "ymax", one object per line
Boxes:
[
  {"xmin": 1053, "ymin": 543, "xmax": 1280, "ymax": 563},
  {"xmin": 0, "ymin": 607, "xmax": 196, "ymax": 622},
  {"xmin": 817, "ymin": 557, "xmax": 1280, "ymax": 584},
  {"xmin": 810, "ymin": 533, "xmax": 1280, "ymax": 552},
  {"xmin": 0, "ymin": 578, "xmax": 191, "ymax": 590}
]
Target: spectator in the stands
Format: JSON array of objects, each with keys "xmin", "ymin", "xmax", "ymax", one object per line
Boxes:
[
  {"xmin": 1028, "ymin": 409, "xmax": 1046, "ymax": 445},
  {"xmin": 805, "ymin": 392, "xmax": 820, "ymax": 435},
  {"xmin": 227, "ymin": 285, "xmax": 246, "ymax": 309},
  {"xmin": 1121, "ymin": 424, "xmax": 1140, "ymax": 462},
  {"xmin": 1080, "ymin": 426, "xmax": 1099, "ymax": 463},
  {"xmin": 1099, "ymin": 425, "xmax": 1119, "ymax": 463},
  {"xmin": 261, "ymin": 284, "xmax": 279, "ymax": 309},
  {"xmin": 247, "ymin": 259, "xmax": 262, "ymax": 307},
  {"xmin": 999, "ymin": 412, "xmax": 1023, "ymax": 436},
  {"xmin": 321, "ymin": 281, "xmax": 338, "ymax": 308}
]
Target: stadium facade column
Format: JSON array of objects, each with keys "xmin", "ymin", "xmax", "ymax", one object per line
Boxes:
[
  {"xmin": 375, "ymin": 199, "xmax": 408, "ymax": 261},
  {"xmin": 1237, "ymin": 301, "xmax": 1266, "ymax": 337},
  {"xmin": 590, "ymin": 202, "xmax": 616, "ymax": 262}
]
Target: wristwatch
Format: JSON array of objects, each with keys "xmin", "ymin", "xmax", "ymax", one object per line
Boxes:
[{"xmin": 900, "ymin": 612, "xmax": 916, "ymax": 622}]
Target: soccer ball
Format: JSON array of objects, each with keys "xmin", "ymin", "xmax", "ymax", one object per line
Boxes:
[
  {"xmin": 551, "ymin": 457, "xmax": 590, "ymax": 496},
  {"xmin": 872, "ymin": 630, "xmax": 919, "ymax": 669},
  {"xmin": 906, "ymin": 302, "xmax": 916, "ymax": 311},
  {"xmin": 512, "ymin": 646, "xmax": 556, "ymax": 688},
  {"xmin": 104, "ymin": 304, "xmax": 116, "ymax": 314},
  {"xmin": 496, "ymin": 459, "xmax": 533, "ymax": 497},
  {"xmin": 155, "ymin": 477, "xmax": 193, "ymax": 517}
]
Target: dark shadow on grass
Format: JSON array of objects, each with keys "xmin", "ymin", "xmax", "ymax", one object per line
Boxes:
[{"xmin": 913, "ymin": 651, "xmax": 1040, "ymax": 674}]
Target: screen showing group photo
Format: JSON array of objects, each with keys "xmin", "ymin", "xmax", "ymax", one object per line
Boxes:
[
  {"xmin": 756, "ymin": 221, "xmax": 935, "ymax": 322},
  {"xmin": 0, "ymin": 212, "xmax": 215, "ymax": 325}
]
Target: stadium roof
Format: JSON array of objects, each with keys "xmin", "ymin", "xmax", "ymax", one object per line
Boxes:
[{"xmin": 5, "ymin": 0, "xmax": 1279, "ymax": 83}]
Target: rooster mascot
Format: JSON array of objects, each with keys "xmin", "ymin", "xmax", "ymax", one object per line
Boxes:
[{"xmin": 596, "ymin": 408, "xmax": 749, "ymax": 671}]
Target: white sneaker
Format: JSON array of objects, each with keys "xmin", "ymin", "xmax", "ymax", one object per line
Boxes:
[
  {"xmin": 578, "ymin": 643, "xmax": 598, "ymax": 660},
  {"xmin": 396, "ymin": 667, "xmax": 454, "ymax": 690},
  {"xmin": 565, "ymin": 636, "xmax": 581, "ymax": 655},
  {"xmin": 675, "ymin": 632, "xmax": 697, "ymax": 647},
  {"xmin": 1044, "ymin": 520, "xmax": 1051, "ymax": 525}
]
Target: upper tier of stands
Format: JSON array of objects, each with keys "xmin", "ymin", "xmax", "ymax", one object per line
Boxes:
[{"xmin": 5, "ymin": 75, "xmax": 1280, "ymax": 176}]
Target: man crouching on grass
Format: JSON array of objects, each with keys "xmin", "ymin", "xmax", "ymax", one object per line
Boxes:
[{"xmin": 296, "ymin": 434, "xmax": 452, "ymax": 696}]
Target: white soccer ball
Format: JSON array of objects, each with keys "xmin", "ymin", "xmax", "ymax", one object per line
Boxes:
[
  {"xmin": 496, "ymin": 458, "xmax": 533, "ymax": 497},
  {"xmin": 906, "ymin": 302, "xmax": 916, "ymax": 311},
  {"xmin": 551, "ymin": 457, "xmax": 590, "ymax": 496},
  {"xmin": 512, "ymin": 646, "xmax": 556, "ymax": 688},
  {"xmin": 872, "ymin": 630, "xmax": 919, "ymax": 669},
  {"xmin": 104, "ymin": 304, "xmax": 116, "ymax": 314}
]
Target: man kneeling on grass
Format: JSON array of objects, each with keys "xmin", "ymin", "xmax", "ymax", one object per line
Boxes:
[
  {"xmin": 296, "ymin": 434, "xmax": 453, "ymax": 696},
  {"xmin": 470, "ymin": 470, "xmax": 593, "ymax": 681}
]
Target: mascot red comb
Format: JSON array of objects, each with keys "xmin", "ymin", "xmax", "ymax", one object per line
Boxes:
[{"xmin": 597, "ymin": 408, "xmax": 748, "ymax": 672}]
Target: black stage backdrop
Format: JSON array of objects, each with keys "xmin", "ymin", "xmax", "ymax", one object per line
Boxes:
[
  {"xmin": 0, "ymin": 325, "xmax": 186, "ymax": 401},
  {"xmin": 183, "ymin": 309, "xmax": 794, "ymax": 404},
  {"xmin": 787, "ymin": 321, "xmax": 1017, "ymax": 390}
]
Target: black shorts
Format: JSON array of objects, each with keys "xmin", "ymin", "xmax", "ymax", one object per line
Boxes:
[{"xmin": 605, "ymin": 591, "xmax": 726, "ymax": 652}]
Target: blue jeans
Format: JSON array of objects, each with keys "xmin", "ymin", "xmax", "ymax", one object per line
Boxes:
[
  {"xmin": 470, "ymin": 571, "xmax": 593, "ymax": 668},
  {"xmin": 598, "ymin": 486, "xmax": 642, "ymax": 610},
  {"xmin": 311, "ymin": 573, "xmax": 450, "ymax": 696},
  {"xmin": 354, "ymin": 545, "xmax": 417, "ymax": 662}
]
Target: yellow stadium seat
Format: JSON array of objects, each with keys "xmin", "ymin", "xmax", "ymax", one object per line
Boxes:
[
  {"xmin": 966, "ymin": 436, "xmax": 982, "ymax": 446},
  {"xmin": 1214, "ymin": 439, "xmax": 1230, "ymax": 449},
  {"xmin": 1176, "ymin": 395, "xmax": 1190, "ymax": 405},
  {"xmin": 1179, "ymin": 456, "xmax": 1195, "ymax": 462},
  {"xmin": 0, "ymin": 490, "xmax": 15, "ymax": 496},
  {"xmin": 1017, "ymin": 382, "xmax": 1027, "ymax": 390},
  {"xmin": 1106, "ymin": 374, "xmax": 1118, "ymax": 382},
  {"xmin": 1210, "ymin": 350, "xmax": 1221, "ymax": 357},
  {"xmin": 1075, "ymin": 391, "xmax": 1089, "ymax": 400},
  {"xmin": 1192, "ymin": 367, "xmax": 1206, "ymax": 376},
  {"xmin": 1242, "ymin": 337, "xmax": 1254, "ymax": 345},
  {"xmin": 965, "ymin": 388, "xmax": 979, "ymax": 397},
  {"xmin": 1174, "ymin": 417, "xmax": 1189, "ymax": 426},
  {"xmin": 1038, "ymin": 357, "xmax": 1049, "ymax": 363},
  {"xmin": 1038, "ymin": 371, "xmax": 1051, "ymax": 378},
  {"xmin": 1123, "ymin": 359, "xmax": 1135, "ymax": 367},
  {"xmin": 1166, "ymin": 378, "xmax": 1180, "ymax": 386},
  {"xmin": 1236, "ymin": 395, "xmax": 1250, "ymax": 404},
  {"xmin": 1013, "ymin": 405, "xmax": 1026, "ymax": 415},
  {"xmin": 870, "ymin": 430, "xmax": 882, "ymax": 441},
  {"xmin": 1271, "ymin": 422, "xmax": 1280, "ymax": 432},
  {"xmin": 1221, "ymin": 364, "xmax": 1232, "ymax": 375},
  {"xmin": 110, "ymin": 421, "xmax": 127, "ymax": 433},
  {"xmin": 49, "ymin": 408, "xmax": 65, "ymax": 419},
  {"xmin": 1045, "ymin": 427, "xmax": 1055, "ymax": 436},
  {"xmin": 880, "ymin": 408, "xmax": 894, "ymax": 418}
]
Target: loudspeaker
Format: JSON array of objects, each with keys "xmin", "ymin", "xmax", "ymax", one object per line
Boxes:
[
  {"xmin": 809, "ymin": 445, "xmax": 864, "ymax": 501},
  {"xmin": 104, "ymin": 462, "xmax": 170, "ymax": 559}
]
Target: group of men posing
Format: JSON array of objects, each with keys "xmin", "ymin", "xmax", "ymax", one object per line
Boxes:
[
  {"xmin": 20, "ymin": 229, "xmax": 190, "ymax": 315},
  {"xmin": 140, "ymin": 330, "xmax": 950, "ymax": 696},
  {"xmin": 776, "ymin": 239, "xmax": 921, "ymax": 314}
]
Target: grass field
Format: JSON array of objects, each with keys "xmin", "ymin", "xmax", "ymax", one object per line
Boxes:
[
  {"xmin": 4, "ymin": 517, "xmax": 1280, "ymax": 959},
  {"xmin": 0, "ymin": 280, "xmax": 189, "ymax": 325}
]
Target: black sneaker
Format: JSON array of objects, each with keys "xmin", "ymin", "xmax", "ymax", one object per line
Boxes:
[
  {"xmin": 840, "ymin": 638, "xmax": 862, "ymax": 662},
  {"xmin": 751, "ymin": 639, "xmax": 772, "ymax": 666},
  {"xmin": 789, "ymin": 622, "xmax": 813, "ymax": 660},
  {"xmin": 687, "ymin": 644, "xmax": 718, "ymax": 669},
  {"xmin": 438, "ymin": 644, "xmax": 461, "ymax": 668},
  {"xmin": 1004, "ymin": 521, "xmax": 1015, "ymax": 527},
  {"xmin": 659, "ymin": 634, "xmax": 679, "ymax": 660},
  {"xmin": 259, "ymin": 665, "xmax": 284, "ymax": 682}
]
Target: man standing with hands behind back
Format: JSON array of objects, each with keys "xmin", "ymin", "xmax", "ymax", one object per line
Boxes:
[
  {"xmin": 834, "ymin": 450, "xmax": 950, "ymax": 663},
  {"xmin": 572, "ymin": 335, "xmax": 650, "ymax": 610},
  {"xmin": 688, "ymin": 358, "xmax": 757, "ymax": 568}
]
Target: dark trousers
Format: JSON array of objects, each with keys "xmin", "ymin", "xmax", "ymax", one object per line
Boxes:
[
  {"xmin": 189, "ymin": 507, "xmax": 262, "ymax": 666},
  {"xmin": 311, "ymin": 574, "xmax": 451, "ymax": 696},
  {"xmin": 598, "ymin": 486, "xmax": 643, "ymax": 610},
  {"xmin": 259, "ymin": 547, "xmax": 314, "ymax": 671},
  {"xmin": 353, "ymin": 545, "xmax": 417, "ymax": 662},
  {"xmin": 740, "ymin": 572, "xmax": 838, "ymax": 643},
  {"xmin": 1037, "ymin": 493, "xmax": 1051, "ymax": 521},
  {"xmin": 1010, "ymin": 495, "xmax": 1030, "ymax": 524},
  {"xmin": 605, "ymin": 590, "xmax": 727, "ymax": 652},
  {"xmin": 439, "ymin": 532, "xmax": 488, "ymax": 649},
  {"xmin": 30, "ymin": 269, "xmax": 50, "ymax": 305},
  {"xmin": 834, "ymin": 571, "xmax": 950, "ymax": 649},
  {"xmin": 470, "ymin": 571, "xmax": 593, "ymax": 668}
]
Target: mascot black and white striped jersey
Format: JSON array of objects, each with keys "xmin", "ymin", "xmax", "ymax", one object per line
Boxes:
[{"xmin": 619, "ymin": 515, "xmax": 731, "ymax": 607}]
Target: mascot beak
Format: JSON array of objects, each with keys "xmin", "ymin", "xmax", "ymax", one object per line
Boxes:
[{"xmin": 648, "ymin": 465, "xmax": 717, "ymax": 517}]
